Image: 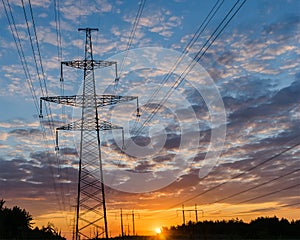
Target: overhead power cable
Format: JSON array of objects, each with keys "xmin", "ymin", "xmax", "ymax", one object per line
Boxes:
[
  {"xmin": 53, "ymin": 0, "xmax": 73, "ymax": 223},
  {"xmin": 20, "ymin": 0, "xmax": 56, "ymax": 142},
  {"xmin": 29, "ymin": 0, "xmax": 67, "ymax": 212},
  {"xmin": 54, "ymin": 0, "xmax": 63, "ymax": 61},
  {"xmin": 125, "ymin": 0, "xmax": 226, "ymax": 143},
  {"xmin": 119, "ymin": 0, "xmax": 226, "ymax": 156},
  {"xmin": 2, "ymin": 0, "xmax": 65, "ymax": 213},
  {"xmin": 118, "ymin": 0, "xmax": 147, "ymax": 78},
  {"xmin": 201, "ymin": 166, "xmax": 300, "ymax": 216},
  {"xmin": 111, "ymin": 0, "xmax": 247, "ymax": 189},
  {"xmin": 130, "ymin": 0, "xmax": 247, "ymax": 140},
  {"xmin": 237, "ymin": 182, "xmax": 300, "ymax": 205},
  {"xmin": 27, "ymin": 0, "xmax": 56, "ymax": 130},
  {"xmin": 211, "ymin": 168, "xmax": 300, "ymax": 205},
  {"xmin": 170, "ymin": 135, "xmax": 300, "ymax": 208},
  {"xmin": 28, "ymin": 0, "xmax": 68, "ymax": 212},
  {"xmin": 21, "ymin": 0, "xmax": 45, "ymax": 97},
  {"xmin": 279, "ymin": 202, "xmax": 300, "ymax": 208},
  {"xmin": 1, "ymin": 0, "xmax": 39, "ymax": 113},
  {"xmin": 146, "ymin": 153, "xmax": 300, "ymax": 220},
  {"xmin": 139, "ymin": 0, "xmax": 224, "ymax": 120}
]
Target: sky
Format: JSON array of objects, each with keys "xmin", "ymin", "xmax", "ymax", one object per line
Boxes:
[{"xmin": 0, "ymin": 0, "xmax": 300, "ymax": 238}]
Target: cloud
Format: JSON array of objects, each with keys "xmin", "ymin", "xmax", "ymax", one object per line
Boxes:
[
  {"xmin": 58, "ymin": 147, "xmax": 78, "ymax": 156},
  {"xmin": 151, "ymin": 153, "xmax": 300, "ymax": 207},
  {"xmin": 229, "ymin": 79, "xmax": 300, "ymax": 123},
  {"xmin": 237, "ymin": 207, "xmax": 278, "ymax": 214},
  {"xmin": 58, "ymin": 0, "xmax": 112, "ymax": 22},
  {"xmin": 9, "ymin": 128, "xmax": 41, "ymax": 137},
  {"xmin": 0, "ymin": 132, "xmax": 9, "ymax": 141},
  {"xmin": 262, "ymin": 15, "xmax": 300, "ymax": 42},
  {"xmin": 122, "ymin": 6, "xmax": 182, "ymax": 39},
  {"xmin": 134, "ymin": 160, "xmax": 155, "ymax": 172},
  {"xmin": 0, "ymin": 149, "xmax": 79, "ymax": 214},
  {"xmin": 25, "ymin": 0, "xmax": 51, "ymax": 8},
  {"xmin": 197, "ymin": 12, "xmax": 300, "ymax": 85}
]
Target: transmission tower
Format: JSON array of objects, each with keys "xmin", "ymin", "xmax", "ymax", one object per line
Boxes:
[
  {"xmin": 176, "ymin": 204, "xmax": 204, "ymax": 224},
  {"xmin": 40, "ymin": 28, "xmax": 139, "ymax": 239}
]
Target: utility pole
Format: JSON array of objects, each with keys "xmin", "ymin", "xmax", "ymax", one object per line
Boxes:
[
  {"xmin": 132, "ymin": 210, "xmax": 136, "ymax": 236},
  {"xmin": 118, "ymin": 209, "xmax": 138, "ymax": 237},
  {"xmin": 177, "ymin": 204, "xmax": 203, "ymax": 224},
  {"xmin": 183, "ymin": 204, "xmax": 186, "ymax": 225},
  {"xmin": 40, "ymin": 28, "xmax": 139, "ymax": 240},
  {"xmin": 195, "ymin": 204, "xmax": 198, "ymax": 223},
  {"xmin": 176, "ymin": 204, "xmax": 186, "ymax": 225},
  {"xmin": 120, "ymin": 208, "xmax": 124, "ymax": 238}
]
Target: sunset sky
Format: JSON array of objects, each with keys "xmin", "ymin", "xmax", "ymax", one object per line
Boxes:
[{"xmin": 0, "ymin": 0, "xmax": 300, "ymax": 239}]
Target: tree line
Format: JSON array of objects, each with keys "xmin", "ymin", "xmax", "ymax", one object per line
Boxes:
[
  {"xmin": 0, "ymin": 199, "xmax": 65, "ymax": 240},
  {"xmin": 161, "ymin": 216, "xmax": 300, "ymax": 239}
]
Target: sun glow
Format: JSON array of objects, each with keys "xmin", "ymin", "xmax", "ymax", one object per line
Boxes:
[{"xmin": 155, "ymin": 227, "xmax": 162, "ymax": 234}]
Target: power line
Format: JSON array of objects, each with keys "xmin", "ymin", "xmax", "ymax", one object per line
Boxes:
[
  {"xmin": 21, "ymin": 0, "xmax": 46, "ymax": 96},
  {"xmin": 54, "ymin": 0, "xmax": 63, "ymax": 61},
  {"xmin": 138, "ymin": 0, "xmax": 224, "ymax": 120},
  {"xmin": 109, "ymin": 0, "xmax": 248, "ymax": 204},
  {"xmin": 204, "ymin": 183, "xmax": 300, "ymax": 217},
  {"xmin": 118, "ymin": 0, "xmax": 147, "ymax": 78},
  {"xmin": 52, "ymin": 0, "xmax": 73, "ymax": 218},
  {"xmin": 236, "ymin": 183, "xmax": 300, "ymax": 205},
  {"xmin": 1, "ymin": 0, "xmax": 39, "ymax": 113},
  {"xmin": 27, "ymin": 0, "xmax": 56, "ymax": 131},
  {"xmin": 5, "ymin": 0, "xmax": 68, "ymax": 215},
  {"xmin": 26, "ymin": 0, "xmax": 69, "ymax": 213},
  {"xmin": 2, "ymin": 0, "xmax": 66, "ymax": 214},
  {"xmin": 201, "ymin": 167, "xmax": 300, "ymax": 216},
  {"xmin": 211, "ymin": 168, "xmax": 300, "ymax": 205},
  {"xmin": 170, "ymin": 136, "xmax": 300, "ymax": 208},
  {"xmin": 279, "ymin": 202, "xmax": 300, "ymax": 208},
  {"xmin": 130, "ymin": 0, "xmax": 247, "ymax": 141},
  {"xmin": 20, "ymin": 0, "xmax": 57, "ymax": 145},
  {"xmin": 122, "ymin": 0, "xmax": 225, "ymax": 147},
  {"xmin": 115, "ymin": 0, "xmax": 227, "ymax": 167},
  {"xmin": 144, "ymin": 116, "xmax": 300, "ymax": 220}
]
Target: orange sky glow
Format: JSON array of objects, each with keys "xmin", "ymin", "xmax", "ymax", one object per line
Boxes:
[{"xmin": 4, "ymin": 196, "xmax": 297, "ymax": 239}]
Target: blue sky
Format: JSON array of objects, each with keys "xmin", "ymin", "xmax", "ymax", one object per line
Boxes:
[{"xmin": 0, "ymin": 0, "xmax": 300, "ymax": 238}]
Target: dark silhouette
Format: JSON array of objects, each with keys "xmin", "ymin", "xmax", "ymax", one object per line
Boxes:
[
  {"xmin": 0, "ymin": 199, "xmax": 65, "ymax": 239},
  {"xmin": 1, "ymin": 199, "xmax": 299, "ymax": 240},
  {"xmin": 162, "ymin": 216, "xmax": 300, "ymax": 239}
]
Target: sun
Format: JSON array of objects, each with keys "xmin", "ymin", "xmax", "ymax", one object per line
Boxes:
[{"xmin": 155, "ymin": 228, "xmax": 162, "ymax": 234}]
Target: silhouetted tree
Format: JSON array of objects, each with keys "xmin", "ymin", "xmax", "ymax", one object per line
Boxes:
[
  {"xmin": 0, "ymin": 199, "xmax": 4, "ymax": 210},
  {"xmin": 0, "ymin": 199, "xmax": 32, "ymax": 238},
  {"xmin": 0, "ymin": 199, "xmax": 65, "ymax": 240},
  {"xmin": 165, "ymin": 216, "xmax": 300, "ymax": 240}
]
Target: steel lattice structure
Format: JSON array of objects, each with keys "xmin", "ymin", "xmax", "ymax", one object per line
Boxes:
[{"xmin": 40, "ymin": 28, "xmax": 139, "ymax": 239}]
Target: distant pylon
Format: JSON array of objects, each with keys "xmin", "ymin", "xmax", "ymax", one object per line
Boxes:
[
  {"xmin": 176, "ymin": 204, "xmax": 203, "ymax": 224},
  {"xmin": 40, "ymin": 27, "xmax": 139, "ymax": 239}
]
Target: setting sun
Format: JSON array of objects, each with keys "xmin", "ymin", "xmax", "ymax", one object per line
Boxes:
[{"xmin": 155, "ymin": 228, "xmax": 162, "ymax": 234}]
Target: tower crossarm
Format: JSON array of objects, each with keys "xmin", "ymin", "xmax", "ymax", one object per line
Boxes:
[
  {"xmin": 96, "ymin": 95, "xmax": 138, "ymax": 108},
  {"xmin": 54, "ymin": 119, "xmax": 125, "ymax": 151},
  {"xmin": 40, "ymin": 95, "xmax": 79, "ymax": 107},
  {"xmin": 62, "ymin": 60, "xmax": 117, "ymax": 70},
  {"xmin": 56, "ymin": 119, "xmax": 123, "ymax": 131},
  {"xmin": 40, "ymin": 95, "xmax": 139, "ymax": 117}
]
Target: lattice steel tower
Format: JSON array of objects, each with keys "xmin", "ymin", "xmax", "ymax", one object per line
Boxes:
[{"xmin": 40, "ymin": 28, "xmax": 139, "ymax": 239}]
